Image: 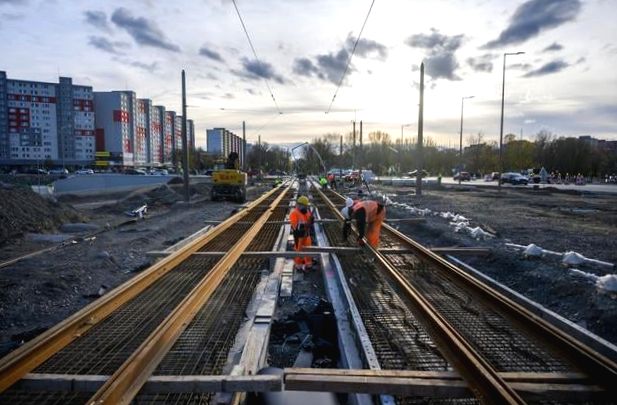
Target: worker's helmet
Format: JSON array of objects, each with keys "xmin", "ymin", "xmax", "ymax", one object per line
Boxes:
[
  {"xmin": 297, "ymin": 195, "xmax": 310, "ymax": 206},
  {"xmin": 345, "ymin": 197, "xmax": 354, "ymax": 208}
]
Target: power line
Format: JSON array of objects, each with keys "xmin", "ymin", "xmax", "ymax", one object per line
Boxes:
[
  {"xmin": 326, "ymin": 0, "xmax": 376, "ymax": 114},
  {"xmin": 231, "ymin": 0, "xmax": 282, "ymax": 114}
]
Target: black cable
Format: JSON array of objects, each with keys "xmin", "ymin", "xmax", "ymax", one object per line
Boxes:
[
  {"xmin": 326, "ymin": 0, "xmax": 376, "ymax": 114},
  {"xmin": 231, "ymin": 0, "xmax": 282, "ymax": 114}
]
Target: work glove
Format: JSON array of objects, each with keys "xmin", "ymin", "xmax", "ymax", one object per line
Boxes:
[
  {"xmin": 357, "ymin": 237, "xmax": 365, "ymax": 247},
  {"xmin": 342, "ymin": 221, "xmax": 351, "ymax": 240}
]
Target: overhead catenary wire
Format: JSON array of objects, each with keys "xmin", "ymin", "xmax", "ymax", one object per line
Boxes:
[
  {"xmin": 325, "ymin": 0, "xmax": 376, "ymax": 114},
  {"xmin": 231, "ymin": 0, "xmax": 282, "ymax": 115}
]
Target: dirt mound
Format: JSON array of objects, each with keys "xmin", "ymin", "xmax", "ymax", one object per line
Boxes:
[{"xmin": 0, "ymin": 185, "xmax": 84, "ymax": 245}]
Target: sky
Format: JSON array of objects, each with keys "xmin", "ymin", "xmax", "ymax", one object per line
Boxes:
[{"xmin": 1, "ymin": 0, "xmax": 616, "ymax": 148}]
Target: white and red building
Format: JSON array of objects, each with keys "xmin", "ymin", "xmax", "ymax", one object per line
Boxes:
[{"xmin": 0, "ymin": 71, "xmax": 94, "ymax": 166}]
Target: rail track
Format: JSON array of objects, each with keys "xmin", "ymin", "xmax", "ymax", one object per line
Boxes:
[
  {"xmin": 1, "ymin": 179, "xmax": 616, "ymax": 404},
  {"xmin": 0, "ymin": 184, "xmax": 293, "ymax": 405},
  {"xmin": 311, "ymin": 185, "xmax": 617, "ymax": 403}
]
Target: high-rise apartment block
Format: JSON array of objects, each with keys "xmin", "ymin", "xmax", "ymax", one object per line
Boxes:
[
  {"xmin": 0, "ymin": 71, "xmax": 95, "ymax": 166},
  {"xmin": 206, "ymin": 128, "xmax": 245, "ymax": 167},
  {"xmin": 0, "ymin": 71, "xmax": 196, "ymax": 168}
]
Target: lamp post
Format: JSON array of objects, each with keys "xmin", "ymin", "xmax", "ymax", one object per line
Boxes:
[
  {"xmin": 459, "ymin": 95, "xmax": 474, "ymax": 185},
  {"xmin": 498, "ymin": 51, "xmax": 524, "ymax": 191}
]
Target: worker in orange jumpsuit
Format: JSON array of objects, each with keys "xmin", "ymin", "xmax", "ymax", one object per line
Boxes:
[
  {"xmin": 290, "ymin": 195, "xmax": 314, "ymax": 271},
  {"xmin": 341, "ymin": 197, "xmax": 386, "ymax": 248}
]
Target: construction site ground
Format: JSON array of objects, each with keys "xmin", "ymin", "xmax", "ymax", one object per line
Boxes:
[
  {"xmin": 0, "ymin": 181, "xmax": 271, "ymax": 357},
  {"xmin": 370, "ymin": 183, "xmax": 617, "ymax": 345}
]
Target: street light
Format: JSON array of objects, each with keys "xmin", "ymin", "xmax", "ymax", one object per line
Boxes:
[
  {"xmin": 459, "ymin": 96, "xmax": 474, "ymax": 185},
  {"xmin": 499, "ymin": 51, "xmax": 525, "ymax": 191}
]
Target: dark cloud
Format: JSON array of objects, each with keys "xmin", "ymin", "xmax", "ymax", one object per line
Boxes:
[
  {"xmin": 345, "ymin": 37, "xmax": 388, "ymax": 59},
  {"xmin": 484, "ymin": 0, "xmax": 581, "ymax": 49},
  {"xmin": 295, "ymin": 48, "xmax": 351, "ymax": 84},
  {"xmin": 84, "ymin": 10, "xmax": 111, "ymax": 32},
  {"xmin": 198, "ymin": 45, "xmax": 223, "ymax": 62},
  {"xmin": 405, "ymin": 29, "xmax": 464, "ymax": 80},
  {"xmin": 232, "ymin": 58, "xmax": 286, "ymax": 84},
  {"xmin": 406, "ymin": 29, "xmax": 463, "ymax": 51},
  {"xmin": 509, "ymin": 62, "xmax": 533, "ymax": 70},
  {"xmin": 88, "ymin": 36, "xmax": 129, "ymax": 55},
  {"xmin": 292, "ymin": 36, "xmax": 386, "ymax": 85},
  {"xmin": 523, "ymin": 59, "xmax": 569, "ymax": 77},
  {"xmin": 543, "ymin": 42, "xmax": 563, "ymax": 52},
  {"xmin": 467, "ymin": 53, "xmax": 495, "ymax": 72},
  {"xmin": 111, "ymin": 7, "xmax": 180, "ymax": 52},
  {"xmin": 293, "ymin": 57, "xmax": 325, "ymax": 80},
  {"xmin": 1, "ymin": 12, "xmax": 24, "ymax": 20}
]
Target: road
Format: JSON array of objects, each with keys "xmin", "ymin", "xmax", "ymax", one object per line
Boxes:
[
  {"xmin": 377, "ymin": 176, "xmax": 617, "ymax": 194},
  {"xmin": 52, "ymin": 174, "xmax": 211, "ymax": 194}
]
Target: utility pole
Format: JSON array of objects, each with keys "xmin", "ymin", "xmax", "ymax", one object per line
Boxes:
[
  {"xmin": 359, "ymin": 120, "xmax": 363, "ymax": 180},
  {"xmin": 416, "ymin": 62, "xmax": 424, "ymax": 196},
  {"xmin": 242, "ymin": 120, "xmax": 246, "ymax": 171},
  {"xmin": 258, "ymin": 134, "xmax": 261, "ymax": 175},
  {"xmin": 352, "ymin": 120, "xmax": 356, "ymax": 169},
  {"xmin": 181, "ymin": 69, "xmax": 190, "ymax": 202}
]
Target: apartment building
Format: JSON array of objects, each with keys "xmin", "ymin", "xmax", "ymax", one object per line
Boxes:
[
  {"xmin": 0, "ymin": 71, "xmax": 94, "ymax": 166},
  {"xmin": 206, "ymin": 127, "xmax": 245, "ymax": 166}
]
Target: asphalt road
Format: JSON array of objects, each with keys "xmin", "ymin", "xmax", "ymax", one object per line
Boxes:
[{"xmin": 52, "ymin": 174, "xmax": 211, "ymax": 194}]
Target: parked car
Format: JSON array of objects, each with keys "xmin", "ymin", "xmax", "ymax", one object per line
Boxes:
[
  {"xmin": 49, "ymin": 168, "xmax": 69, "ymax": 175},
  {"xmin": 407, "ymin": 169, "xmax": 429, "ymax": 178},
  {"xmin": 150, "ymin": 169, "xmax": 168, "ymax": 176},
  {"xmin": 24, "ymin": 168, "xmax": 49, "ymax": 175},
  {"xmin": 75, "ymin": 168, "xmax": 94, "ymax": 175},
  {"xmin": 500, "ymin": 172, "xmax": 528, "ymax": 185},
  {"xmin": 125, "ymin": 168, "xmax": 147, "ymax": 175},
  {"xmin": 453, "ymin": 171, "xmax": 471, "ymax": 181}
]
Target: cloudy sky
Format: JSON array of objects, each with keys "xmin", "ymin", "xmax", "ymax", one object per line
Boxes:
[{"xmin": 1, "ymin": 0, "xmax": 615, "ymax": 147}]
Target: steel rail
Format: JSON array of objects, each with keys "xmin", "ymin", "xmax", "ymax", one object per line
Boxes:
[
  {"xmin": 86, "ymin": 185, "xmax": 292, "ymax": 405},
  {"xmin": 314, "ymin": 185, "xmax": 525, "ymax": 403},
  {"xmin": 318, "ymin": 185, "xmax": 617, "ymax": 398},
  {"xmin": 324, "ymin": 186, "xmax": 617, "ymax": 389},
  {"xmin": 382, "ymin": 223, "xmax": 617, "ymax": 386},
  {"xmin": 0, "ymin": 184, "xmax": 285, "ymax": 394}
]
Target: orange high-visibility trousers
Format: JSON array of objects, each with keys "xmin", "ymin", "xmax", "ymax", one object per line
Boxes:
[
  {"xmin": 365, "ymin": 207, "xmax": 385, "ymax": 248},
  {"xmin": 293, "ymin": 236, "xmax": 313, "ymax": 266}
]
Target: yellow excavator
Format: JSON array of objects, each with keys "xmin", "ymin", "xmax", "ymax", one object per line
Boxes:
[{"xmin": 211, "ymin": 152, "xmax": 247, "ymax": 202}]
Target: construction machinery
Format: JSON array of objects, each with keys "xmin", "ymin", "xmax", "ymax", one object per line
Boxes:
[{"xmin": 211, "ymin": 152, "xmax": 247, "ymax": 202}]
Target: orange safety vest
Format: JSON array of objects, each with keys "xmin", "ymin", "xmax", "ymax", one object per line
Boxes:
[
  {"xmin": 290, "ymin": 207, "xmax": 312, "ymax": 238},
  {"xmin": 352, "ymin": 200, "xmax": 381, "ymax": 222}
]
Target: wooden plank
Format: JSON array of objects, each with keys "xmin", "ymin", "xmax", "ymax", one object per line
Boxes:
[
  {"xmin": 148, "ymin": 251, "xmax": 323, "ymax": 258},
  {"xmin": 284, "ymin": 374, "xmax": 471, "ymax": 397},
  {"xmin": 17, "ymin": 373, "xmax": 280, "ymax": 394},
  {"xmin": 509, "ymin": 382, "xmax": 606, "ymax": 402}
]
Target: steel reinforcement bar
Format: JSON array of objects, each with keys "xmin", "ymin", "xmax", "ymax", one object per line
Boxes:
[
  {"xmin": 85, "ymin": 184, "xmax": 291, "ymax": 405},
  {"xmin": 0, "ymin": 184, "xmax": 288, "ymax": 395},
  {"xmin": 314, "ymin": 185, "xmax": 617, "ymax": 403}
]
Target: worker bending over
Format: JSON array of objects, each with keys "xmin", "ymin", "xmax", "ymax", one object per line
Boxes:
[
  {"xmin": 341, "ymin": 197, "xmax": 386, "ymax": 248},
  {"xmin": 290, "ymin": 195, "xmax": 314, "ymax": 271}
]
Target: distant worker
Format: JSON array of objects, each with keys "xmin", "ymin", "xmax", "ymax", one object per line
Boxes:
[
  {"xmin": 327, "ymin": 172, "xmax": 336, "ymax": 189},
  {"xmin": 319, "ymin": 176, "xmax": 328, "ymax": 189},
  {"xmin": 341, "ymin": 197, "xmax": 386, "ymax": 248},
  {"xmin": 290, "ymin": 195, "xmax": 314, "ymax": 271}
]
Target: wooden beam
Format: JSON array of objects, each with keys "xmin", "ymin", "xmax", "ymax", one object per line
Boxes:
[
  {"xmin": 148, "ymin": 251, "xmax": 324, "ymax": 258},
  {"xmin": 17, "ymin": 373, "xmax": 281, "ymax": 393},
  {"xmin": 17, "ymin": 370, "xmax": 602, "ymax": 400}
]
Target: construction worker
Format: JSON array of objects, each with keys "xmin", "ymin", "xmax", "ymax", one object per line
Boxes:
[
  {"xmin": 341, "ymin": 197, "xmax": 386, "ymax": 248},
  {"xmin": 290, "ymin": 195, "xmax": 314, "ymax": 271},
  {"xmin": 327, "ymin": 172, "xmax": 336, "ymax": 189},
  {"xmin": 319, "ymin": 176, "xmax": 328, "ymax": 189}
]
